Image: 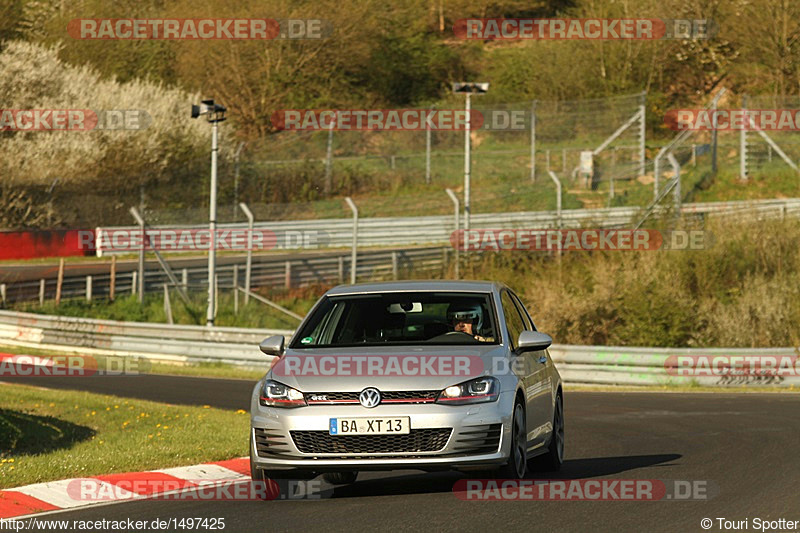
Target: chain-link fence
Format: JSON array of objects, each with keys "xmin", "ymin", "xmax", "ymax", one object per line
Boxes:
[
  {"xmin": 11, "ymin": 90, "xmax": 800, "ymax": 230},
  {"xmin": 740, "ymin": 95, "xmax": 800, "ymax": 179}
]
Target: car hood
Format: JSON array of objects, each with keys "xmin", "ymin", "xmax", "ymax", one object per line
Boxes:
[{"xmin": 266, "ymin": 344, "xmax": 508, "ymax": 392}]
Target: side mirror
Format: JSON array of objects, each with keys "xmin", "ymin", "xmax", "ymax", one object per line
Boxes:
[
  {"xmin": 517, "ymin": 331, "xmax": 552, "ymax": 352},
  {"xmin": 259, "ymin": 335, "xmax": 285, "ymax": 357}
]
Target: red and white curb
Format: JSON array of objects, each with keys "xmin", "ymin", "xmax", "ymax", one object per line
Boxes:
[{"xmin": 0, "ymin": 458, "xmax": 250, "ymax": 519}]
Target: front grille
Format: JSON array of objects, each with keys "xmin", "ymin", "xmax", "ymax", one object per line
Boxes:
[
  {"xmin": 290, "ymin": 428, "xmax": 452, "ymax": 454},
  {"xmin": 450, "ymin": 424, "xmax": 502, "ymax": 455},
  {"xmin": 383, "ymin": 390, "xmax": 438, "ymax": 403},
  {"xmin": 305, "ymin": 390, "xmax": 439, "ymax": 405},
  {"xmin": 305, "ymin": 392, "xmax": 360, "ymax": 403},
  {"xmin": 253, "ymin": 428, "xmax": 292, "ymax": 458}
]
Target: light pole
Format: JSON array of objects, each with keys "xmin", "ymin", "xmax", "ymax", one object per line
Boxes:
[
  {"xmin": 452, "ymin": 82, "xmax": 488, "ymax": 231},
  {"xmin": 191, "ymin": 99, "xmax": 226, "ymax": 327}
]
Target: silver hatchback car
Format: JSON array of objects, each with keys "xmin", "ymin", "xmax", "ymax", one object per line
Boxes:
[{"xmin": 249, "ymin": 281, "xmax": 564, "ymax": 486}]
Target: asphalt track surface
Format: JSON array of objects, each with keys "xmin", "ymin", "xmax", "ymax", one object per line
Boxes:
[{"xmin": 5, "ymin": 374, "xmax": 800, "ymax": 533}]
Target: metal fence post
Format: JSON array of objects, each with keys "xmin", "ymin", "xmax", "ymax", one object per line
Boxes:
[
  {"xmin": 163, "ymin": 284, "xmax": 173, "ymax": 324},
  {"xmin": 285, "ymin": 260, "xmax": 292, "ymax": 289},
  {"xmin": 639, "ymin": 91, "xmax": 646, "ymax": 177},
  {"xmin": 182, "ymin": 268, "xmax": 188, "ymax": 288},
  {"xmin": 133, "ymin": 209, "xmax": 145, "ymax": 303},
  {"xmin": 233, "ymin": 263, "xmax": 239, "ymax": 315},
  {"xmin": 548, "ymin": 171, "xmax": 563, "ymax": 229},
  {"xmin": 653, "ymin": 148, "xmax": 664, "ymax": 200},
  {"xmin": 324, "ymin": 113, "xmax": 335, "ymax": 195},
  {"xmin": 667, "ymin": 153, "xmax": 682, "ymax": 212},
  {"xmin": 109, "ymin": 255, "xmax": 116, "ymax": 301},
  {"xmin": 711, "ymin": 96, "xmax": 719, "ymax": 175},
  {"xmin": 426, "ymin": 106, "xmax": 434, "ymax": 185},
  {"xmin": 392, "ymin": 251, "xmax": 398, "ymax": 280},
  {"xmin": 238, "ymin": 202, "xmax": 254, "ymax": 305},
  {"xmin": 131, "ymin": 271, "xmax": 137, "ymax": 295},
  {"xmin": 345, "ymin": 197, "xmax": 358, "ymax": 284},
  {"xmin": 233, "ymin": 141, "xmax": 246, "ymax": 220},
  {"xmin": 39, "ymin": 279, "xmax": 45, "ymax": 305},
  {"xmin": 0, "ymin": 283, "xmax": 5, "ymax": 306},
  {"xmin": 56, "ymin": 258, "xmax": 64, "ymax": 305},
  {"xmin": 86, "ymin": 275, "xmax": 92, "ymax": 302},
  {"xmin": 740, "ymin": 95, "xmax": 748, "ymax": 180},
  {"xmin": 445, "ymin": 188, "xmax": 460, "ymax": 279},
  {"xmin": 530, "ymin": 100, "xmax": 536, "ymax": 182}
]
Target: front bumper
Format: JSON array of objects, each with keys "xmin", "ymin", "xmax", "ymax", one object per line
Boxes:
[{"xmin": 250, "ymin": 390, "xmax": 515, "ymax": 473}]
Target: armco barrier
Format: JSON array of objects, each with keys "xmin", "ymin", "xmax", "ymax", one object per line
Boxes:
[
  {"xmin": 549, "ymin": 345, "xmax": 800, "ymax": 387},
  {"xmin": 0, "ymin": 309, "xmax": 291, "ymax": 366},
  {"xmin": 0, "ymin": 310, "xmax": 798, "ymax": 386},
  {"xmin": 95, "ymin": 197, "xmax": 800, "ymax": 255}
]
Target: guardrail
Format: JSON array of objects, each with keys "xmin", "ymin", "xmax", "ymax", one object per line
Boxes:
[
  {"xmin": 96, "ymin": 197, "xmax": 800, "ymax": 254},
  {"xmin": 0, "ymin": 309, "xmax": 292, "ymax": 365},
  {"xmin": 1, "ymin": 310, "xmax": 797, "ymax": 387},
  {"xmin": 549, "ymin": 345, "xmax": 800, "ymax": 387}
]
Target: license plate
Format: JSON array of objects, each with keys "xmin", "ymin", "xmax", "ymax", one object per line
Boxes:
[{"xmin": 329, "ymin": 417, "xmax": 410, "ymax": 435}]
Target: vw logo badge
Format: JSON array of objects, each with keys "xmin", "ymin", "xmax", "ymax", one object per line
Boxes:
[{"xmin": 359, "ymin": 388, "xmax": 381, "ymax": 408}]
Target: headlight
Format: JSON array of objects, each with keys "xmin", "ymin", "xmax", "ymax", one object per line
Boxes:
[
  {"xmin": 437, "ymin": 377, "xmax": 499, "ymax": 405},
  {"xmin": 259, "ymin": 379, "xmax": 306, "ymax": 408}
]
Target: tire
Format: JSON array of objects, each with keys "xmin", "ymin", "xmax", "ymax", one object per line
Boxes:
[
  {"xmin": 537, "ymin": 392, "xmax": 564, "ymax": 472},
  {"xmin": 322, "ymin": 472, "xmax": 358, "ymax": 485},
  {"xmin": 490, "ymin": 400, "xmax": 527, "ymax": 479}
]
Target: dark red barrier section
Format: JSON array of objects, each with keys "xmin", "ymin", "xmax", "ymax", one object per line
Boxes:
[{"xmin": 0, "ymin": 230, "xmax": 94, "ymax": 260}]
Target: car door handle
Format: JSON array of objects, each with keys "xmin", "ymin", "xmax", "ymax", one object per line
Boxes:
[{"xmin": 538, "ymin": 355, "xmax": 547, "ymax": 364}]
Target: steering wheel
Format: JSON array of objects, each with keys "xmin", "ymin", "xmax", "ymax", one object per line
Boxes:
[{"xmin": 428, "ymin": 330, "xmax": 476, "ymax": 343}]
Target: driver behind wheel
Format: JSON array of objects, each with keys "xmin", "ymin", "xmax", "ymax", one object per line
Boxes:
[{"xmin": 446, "ymin": 303, "xmax": 494, "ymax": 342}]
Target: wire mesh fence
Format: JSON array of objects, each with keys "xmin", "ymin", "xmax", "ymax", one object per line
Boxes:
[{"xmin": 9, "ymin": 90, "xmax": 800, "ymax": 231}]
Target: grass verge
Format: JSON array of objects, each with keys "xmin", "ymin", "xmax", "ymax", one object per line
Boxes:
[{"xmin": 0, "ymin": 383, "xmax": 249, "ymax": 489}]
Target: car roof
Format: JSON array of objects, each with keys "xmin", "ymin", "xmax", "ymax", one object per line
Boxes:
[{"xmin": 325, "ymin": 280, "xmax": 505, "ymax": 296}]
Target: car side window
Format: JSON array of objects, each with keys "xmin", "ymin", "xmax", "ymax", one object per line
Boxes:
[
  {"xmin": 501, "ymin": 291, "xmax": 526, "ymax": 350},
  {"xmin": 509, "ymin": 292, "xmax": 535, "ymax": 331}
]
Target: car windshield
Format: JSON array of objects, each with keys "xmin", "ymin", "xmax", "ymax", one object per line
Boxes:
[{"xmin": 291, "ymin": 292, "xmax": 499, "ymax": 348}]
